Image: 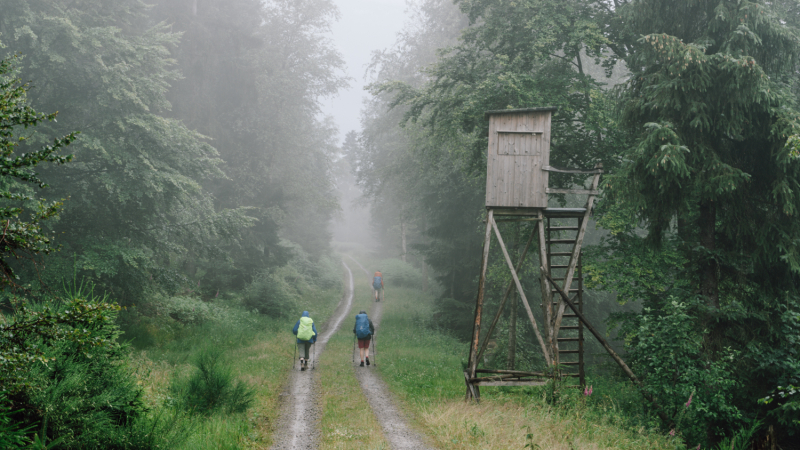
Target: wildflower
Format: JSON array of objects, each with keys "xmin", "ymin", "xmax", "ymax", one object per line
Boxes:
[
  {"xmin": 696, "ymin": 445, "xmax": 701, "ymax": 450},
  {"xmin": 669, "ymin": 429, "xmax": 675, "ymax": 437},
  {"xmin": 685, "ymin": 392, "xmax": 693, "ymax": 408},
  {"xmin": 583, "ymin": 385, "xmax": 593, "ymax": 396}
]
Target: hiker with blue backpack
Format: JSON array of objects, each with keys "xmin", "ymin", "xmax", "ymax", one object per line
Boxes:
[
  {"xmin": 353, "ymin": 310, "xmax": 375, "ymax": 367},
  {"xmin": 372, "ymin": 270, "xmax": 383, "ymax": 302},
  {"xmin": 292, "ymin": 311, "xmax": 317, "ymax": 371}
]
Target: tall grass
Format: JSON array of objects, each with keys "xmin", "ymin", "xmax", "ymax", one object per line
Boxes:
[{"xmin": 130, "ymin": 271, "xmax": 344, "ymax": 448}]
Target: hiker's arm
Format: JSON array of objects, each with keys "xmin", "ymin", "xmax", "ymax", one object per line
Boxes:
[
  {"xmin": 292, "ymin": 320, "xmax": 299, "ymax": 335},
  {"xmin": 369, "ymin": 320, "xmax": 375, "ymax": 334}
]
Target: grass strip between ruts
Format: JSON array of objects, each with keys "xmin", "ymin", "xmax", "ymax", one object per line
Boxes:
[{"xmin": 318, "ymin": 260, "xmax": 388, "ymax": 449}]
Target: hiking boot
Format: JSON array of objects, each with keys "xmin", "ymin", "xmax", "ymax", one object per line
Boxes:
[
  {"xmin": 360, "ymin": 361, "xmax": 365, "ymax": 367},
  {"xmin": 304, "ymin": 359, "xmax": 309, "ymax": 369},
  {"xmin": 366, "ymin": 357, "xmax": 370, "ymax": 366}
]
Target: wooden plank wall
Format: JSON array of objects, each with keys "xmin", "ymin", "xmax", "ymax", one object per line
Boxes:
[{"xmin": 485, "ymin": 111, "xmax": 551, "ymax": 208}]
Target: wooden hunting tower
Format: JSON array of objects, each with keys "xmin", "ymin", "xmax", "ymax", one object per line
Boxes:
[
  {"xmin": 465, "ymin": 107, "xmax": 608, "ymax": 401},
  {"xmin": 485, "ymin": 107, "xmax": 554, "ymax": 209}
]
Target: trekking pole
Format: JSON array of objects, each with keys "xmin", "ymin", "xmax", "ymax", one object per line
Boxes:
[
  {"xmin": 352, "ymin": 334, "xmax": 356, "ymax": 363},
  {"xmin": 372, "ymin": 332, "xmax": 377, "ymax": 367},
  {"xmin": 293, "ymin": 342, "xmax": 297, "ymax": 370},
  {"xmin": 312, "ymin": 342, "xmax": 316, "ymax": 370}
]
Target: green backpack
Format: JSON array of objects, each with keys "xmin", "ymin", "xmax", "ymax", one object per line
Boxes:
[{"xmin": 297, "ymin": 316, "xmax": 315, "ymax": 341}]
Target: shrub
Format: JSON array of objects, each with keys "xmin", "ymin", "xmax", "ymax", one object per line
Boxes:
[
  {"xmin": 376, "ymin": 259, "xmax": 423, "ymax": 287},
  {"xmin": 171, "ymin": 347, "xmax": 255, "ymax": 415},
  {"xmin": 0, "ymin": 291, "xmax": 180, "ymax": 449}
]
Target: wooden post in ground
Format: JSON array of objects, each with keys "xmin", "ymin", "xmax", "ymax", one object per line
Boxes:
[{"xmin": 466, "ymin": 209, "xmax": 494, "ymax": 400}]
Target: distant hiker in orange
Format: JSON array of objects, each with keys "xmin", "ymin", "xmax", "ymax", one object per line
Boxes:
[
  {"xmin": 292, "ymin": 311, "xmax": 317, "ymax": 371},
  {"xmin": 372, "ymin": 270, "xmax": 383, "ymax": 302},
  {"xmin": 353, "ymin": 310, "xmax": 375, "ymax": 366}
]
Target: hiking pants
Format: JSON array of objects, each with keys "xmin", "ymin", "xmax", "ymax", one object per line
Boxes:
[{"xmin": 299, "ymin": 341, "xmax": 311, "ymax": 359}]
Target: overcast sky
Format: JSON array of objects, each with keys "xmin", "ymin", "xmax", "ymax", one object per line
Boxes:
[{"xmin": 321, "ymin": 0, "xmax": 410, "ymax": 144}]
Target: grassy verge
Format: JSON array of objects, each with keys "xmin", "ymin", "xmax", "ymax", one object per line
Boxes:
[
  {"xmin": 318, "ymin": 259, "xmax": 388, "ymax": 449},
  {"xmin": 130, "ymin": 284, "xmax": 343, "ymax": 449},
  {"xmin": 351, "ymin": 255, "xmax": 679, "ymax": 450}
]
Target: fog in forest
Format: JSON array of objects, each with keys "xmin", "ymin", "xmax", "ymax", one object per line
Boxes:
[{"xmin": 3, "ymin": 0, "xmax": 800, "ymax": 448}]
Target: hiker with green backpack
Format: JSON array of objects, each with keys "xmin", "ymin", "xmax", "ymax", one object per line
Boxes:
[
  {"xmin": 292, "ymin": 311, "xmax": 317, "ymax": 371},
  {"xmin": 353, "ymin": 310, "xmax": 375, "ymax": 367}
]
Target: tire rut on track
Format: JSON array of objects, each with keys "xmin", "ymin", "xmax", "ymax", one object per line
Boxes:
[
  {"xmin": 269, "ymin": 261, "xmax": 355, "ymax": 450},
  {"xmin": 348, "ymin": 257, "xmax": 436, "ymax": 450}
]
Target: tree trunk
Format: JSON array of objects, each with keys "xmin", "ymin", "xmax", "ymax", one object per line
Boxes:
[
  {"xmin": 422, "ymin": 258, "xmax": 428, "ymax": 293},
  {"xmin": 400, "ymin": 215, "xmax": 407, "ymax": 263},
  {"xmin": 699, "ymin": 201, "xmax": 718, "ymax": 309},
  {"xmin": 507, "ymin": 293, "xmax": 517, "ymax": 370}
]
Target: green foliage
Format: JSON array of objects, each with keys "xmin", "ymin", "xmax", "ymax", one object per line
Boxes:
[
  {"xmin": 170, "ymin": 347, "xmax": 255, "ymax": 416},
  {"xmin": 0, "ymin": 295, "xmax": 121, "ymax": 395},
  {"xmin": 0, "ymin": 394, "xmax": 34, "ymax": 449},
  {"xmin": 376, "ymin": 258, "xmax": 423, "ymax": 287},
  {"xmin": 0, "ymin": 289, "xmax": 191, "ymax": 449},
  {"xmin": 624, "ymin": 299, "xmax": 742, "ymax": 443},
  {"xmin": 0, "ymin": 54, "xmax": 75, "ymax": 286},
  {"xmin": 243, "ymin": 246, "xmax": 343, "ymax": 317}
]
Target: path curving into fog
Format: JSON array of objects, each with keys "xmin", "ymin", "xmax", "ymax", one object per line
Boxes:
[
  {"xmin": 348, "ymin": 257, "xmax": 436, "ymax": 450},
  {"xmin": 270, "ymin": 260, "xmax": 355, "ymax": 450}
]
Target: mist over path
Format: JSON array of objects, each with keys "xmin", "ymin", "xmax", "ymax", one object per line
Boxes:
[
  {"xmin": 348, "ymin": 257, "xmax": 436, "ymax": 450},
  {"xmin": 269, "ymin": 261, "xmax": 356, "ymax": 449}
]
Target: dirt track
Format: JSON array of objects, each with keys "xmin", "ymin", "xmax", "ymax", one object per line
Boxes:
[
  {"xmin": 269, "ymin": 261, "xmax": 355, "ymax": 450},
  {"xmin": 348, "ymin": 257, "xmax": 436, "ymax": 450}
]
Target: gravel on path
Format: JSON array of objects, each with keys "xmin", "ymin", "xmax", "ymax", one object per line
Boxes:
[
  {"xmin": 269, "ymin": 261, "xmax": 355, "ymax": 450},
  {"xmin": 349, "ymin": 258, "xmax": 437, "ymax": 450}
]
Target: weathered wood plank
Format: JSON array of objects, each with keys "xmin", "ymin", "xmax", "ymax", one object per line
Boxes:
[
  {"xmin": 467, "ymin": 210, "xmax": 494, "ymax": 382},
  {"xmin": 472, "ymin": 380, "xmax": 548, "ymax": 387}
]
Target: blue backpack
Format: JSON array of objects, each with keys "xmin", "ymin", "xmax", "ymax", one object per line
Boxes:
[
  {"xmin": 372, "ymin": 276, "xmax": 382, "ymax": 290},
  {"xmin": 355, "ymin": 314, "xmax": 371, "ymax": 339}
]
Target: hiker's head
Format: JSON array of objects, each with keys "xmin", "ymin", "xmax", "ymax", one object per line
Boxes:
[
  {"xmin": 301, "ymin": 311, "xmax": 309, "ymax": 317},
  {"xmin": 359, "ymin": 310, "xmax": 367, "ymax": 315}
]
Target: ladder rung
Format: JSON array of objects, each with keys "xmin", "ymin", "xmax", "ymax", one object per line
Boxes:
[
  {"xmin": 562, "ymin": 313, "xmax": 578, "ymax": 318},
  {"xmin": 561, "ymin": 326, "xmax": 580, "ymax": 330},
  {"xmin": 548, "ymin": 252, "xmax": 574, "ymax": 256},
  {"xmin": 558, "ymin": 350, "xmax": 580, "ymax": 354},
  {"xmin": 561, "ymin": 362, "xmax": 580, "ymax": 365},
  {"xmin": 549, "ymin": 277, "xmax": 582, "ymax": 281},
  {"xmin": 550, "ymin": 264, "xmax": 578, "ymax": 269},
  {"xmin": 558, "ymin": 338, "xmax": 581, "ymax": 342},
  {"xmin": 551, "ymin": 288, "xmax": 580, "ymax": 292},
  {"xmin": 548, "ymin": 226, "xmax": 580, "ymax": 230},
  {"xmin": 548, "ymin": 239, "xmax": 577, "ymax": 244}
]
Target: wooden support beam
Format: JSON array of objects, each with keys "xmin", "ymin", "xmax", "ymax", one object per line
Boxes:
[
  {"xmin": 476, "ymin": 369, "xmax": 545, "ymax": 376},
  {"xmin": 537, "ymin": 210, "xmax": 554, "ymax": 365},
  {"xmin": 491, "ymin": 216, "xmax": 552, "ymax": 365},
  {"xmin": 542, "ymin": 165, "xmax": 604, "ymax": 174},
  {"xmin": 542, "ymin": 270, "xmax": 671, "ymax": 423},
  {"xmin": 543, "ymin": 270, "xmax": 637, "ymax": 383},
  {"xmin": 546, "ymin": 188, "xmax": 601, "ymax": 195},
  {"xmin": 472, "ymin": 380, "xmax": 548, "ymax": 387},
  {"xmin": 476, "ymin": 228, "xmax": 537, "ymax": 364},
  {"xmin": 467, "ymin": 210, "xmax": 494, "ymax": 401}
]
